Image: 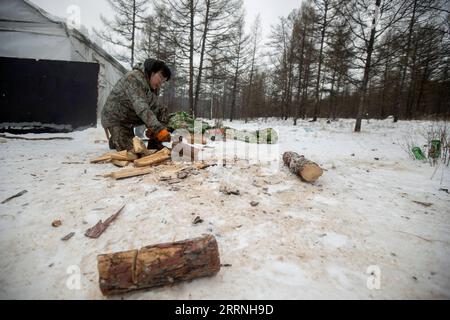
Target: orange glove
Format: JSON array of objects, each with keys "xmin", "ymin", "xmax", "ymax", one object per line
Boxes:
[{"xmin": 156, "ymin": 129, "xmax": 171, "ymax": 142}]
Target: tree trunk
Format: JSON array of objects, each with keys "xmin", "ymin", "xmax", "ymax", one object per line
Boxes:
[
  {"xmin": 328, "ymin": 69, "xmax": 336, "ymax": 119},
  {"xmin": 97, "ymin": 234, "xmax": 221, "ymax": 296},
  {"xmin": 393, "ymin": 0, "xmax": 417, "ymax": 122},
  {"xmin": 354, "ymin": 0, "xmax": 380, "ymax": 132},
  {"xmin": 313, "ymin": 2, "xmax": 329, "ymax": 122},
  {"xmin": 131, "ymin": 0, "xmax": 136, "ymax": 68},
  {"xmin": 189, "ymin": 0, "xmax": 195, "ymax": 117},
  {"xmin": 283, "ymin": 152, "xmax": 323, "ymax": 182},
  {"xmin": 194, "ymin": 0, "xmax": 211, "ymax": 114}
]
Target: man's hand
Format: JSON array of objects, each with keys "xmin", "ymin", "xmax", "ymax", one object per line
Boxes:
[{"xmin": 156, "ymin": 129, "xmax": 171, "ymax": 143}]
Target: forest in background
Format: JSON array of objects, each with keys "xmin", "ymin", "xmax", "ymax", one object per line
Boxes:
[{"xmin": 95, "ymin": 0, "xmax": 450, "ymax": 131}]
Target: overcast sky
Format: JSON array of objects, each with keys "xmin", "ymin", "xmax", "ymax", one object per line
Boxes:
[{"xmin": 30, "ymin": 0, "xmax": 301, "ymax": 41}]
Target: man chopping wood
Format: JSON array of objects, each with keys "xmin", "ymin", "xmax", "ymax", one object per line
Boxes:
[{"xmin": 101, "ymin": 58, "xmax": 172, "ymax": 152}]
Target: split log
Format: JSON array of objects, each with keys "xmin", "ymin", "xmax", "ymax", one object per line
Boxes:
[
  {"xmin": 106, "ymin": 166, "xmax": 155, "ymax": 180},
  {"xmin": 283, "ymin": 152, "xmax": 323, "ymax": 182},
  {"xmin": 134, "ymin": 148, "xmax": 171, "ymax": 167},
  {"xmin": 111, "ymin": 160, "xmax": 131, "ymax": 168},
  {"xmin": 132, "ymin": 137, "xmax": 155, "ymax": 156},
  {"xmin": 90, "ymin": 152, "xmax": 115, "ymax": 164},
  {"xmin": 111, "ymin": 150, "xmax": 138, "ymax": 161},
  {"xmin": 97, "ymin": 234, "xmax": 220, "ymax": 296}
]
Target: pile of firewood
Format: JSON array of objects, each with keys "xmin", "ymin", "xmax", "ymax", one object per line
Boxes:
[{"xmin": 90, "ymin": 137, "xmax": 208, "ymax": 180}]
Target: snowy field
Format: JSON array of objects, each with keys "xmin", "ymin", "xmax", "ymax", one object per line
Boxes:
[{"xmin": 0, "ymin": 118, "xmax": 449, "ymax": 299}]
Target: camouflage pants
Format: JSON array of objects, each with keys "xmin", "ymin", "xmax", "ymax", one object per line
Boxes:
[{"xmin": 107, "ymin": 126, "xmax": 134, "ymax": 151}]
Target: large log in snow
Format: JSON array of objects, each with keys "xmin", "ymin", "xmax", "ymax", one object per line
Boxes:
[
  {"xmin": 97, "ymin": 234, "xmax": 221, "ymax": 296},
  {"xmin": 283, "ymin": 152, "xmax": 323, "ymax": 182}
]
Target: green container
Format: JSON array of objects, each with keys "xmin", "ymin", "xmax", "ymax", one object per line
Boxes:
[
  {"xmin": 429, "ymin": 140, "xmax": 441, "ymax": 159},
  {"xmin": 412, "ymin": 147, "xmax": 426, "ymax": 160}
]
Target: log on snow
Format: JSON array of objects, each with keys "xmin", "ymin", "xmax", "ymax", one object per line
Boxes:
[
  {"xmin": 106, "ymin": 166, "xmax": 155, "ymax": 180},
  {"xmin": 97, "ymin": 234, "xmax": 221, "ymax": 295},
  {"xmin": 283, "ymin": 152, "xmax": 323, "ymax": 182}
]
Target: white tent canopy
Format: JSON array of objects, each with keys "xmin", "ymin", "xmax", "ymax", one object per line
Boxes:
[{"xmin": 0, "ymin": 0, "xmax": 126, "ymax": 118}]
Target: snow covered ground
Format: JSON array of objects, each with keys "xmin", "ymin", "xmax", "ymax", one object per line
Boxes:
[{"xmin": 0, "ymin": 118, "xmax": 449, "ymax": 299}]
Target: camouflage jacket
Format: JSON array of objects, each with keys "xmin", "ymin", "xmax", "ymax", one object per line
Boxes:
[{"xmin": 101, "ymin": 62, "xmax": 168, "ymax": 133}]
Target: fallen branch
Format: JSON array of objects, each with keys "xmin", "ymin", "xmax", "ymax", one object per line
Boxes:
[
  {"xmin": 1, "ymin": 190, "xmax": 27, "ymax": 204},
  {"xmin": 0, "ymin": 134, "xmax": 73, "ymax": 141},
  {"xmin": 85, "ymin": 204, "xmax": 126, "ymax": 238}
]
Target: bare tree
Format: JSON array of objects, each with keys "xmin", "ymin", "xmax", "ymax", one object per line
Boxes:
[
  {"xmin": 95, "ymin": 0, "xmax": 148, "ymax": 68},
  {"xmin": 228, "ymin": 13, "xmax": 250, "ymax": 121}
]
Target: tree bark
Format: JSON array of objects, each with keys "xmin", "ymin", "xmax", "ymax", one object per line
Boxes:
[
  {"xmin": 194, "ymin": 0, "xmax": 211, "ymax": 114},
  {"xmin": 189, "ymin": 0, "xmax": 195, "ymax": 116},
  {"xmin": 97, "ymin": 234, "xmax": 221, "ymax": 296},
  {"xmin": 354, "ymin": 0, "xmax": 380, "ymax": 132},
  {"xmin": 393, "ymin": 0, "xmax": 417, "ymax": 122},
  {"xmin": 313, "ymin": 1, "xmax": 329, "ymax": 122},
  {"xmin": 283, "ymin": 152, "xmax": 323, "ymax": 182}
]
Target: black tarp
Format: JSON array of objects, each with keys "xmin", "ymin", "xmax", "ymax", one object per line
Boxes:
[{"xmin": 0, "ymin": 57, "xmax": 99, "ymax": 133}]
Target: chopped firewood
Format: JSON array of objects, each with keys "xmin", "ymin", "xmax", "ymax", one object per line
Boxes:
[
  {"xmin": 97, "ymin": 234, "xmax": 220, "ymax": 295},
  {"xmin": 283, "ymin": 152, "xmax": 323, "ymax": 182},
  {"xmin": 52, "ymin": 220, "xmax": 62, "ymax": 228},
  {"xmin": 85, "ymin": 204, "xmax": 126, "ymax": 238},
  {"xmin": 110, "ymin": 150, "xmax": 138, "ymax": 161},
  {"xmin": 111, "ymin": 160, "xmax": 131, "ymax": 168},
  {"xmin": 90, "ymin": 152, "xmax": 115, "ymax": 164},
  {"xmin": 61, "ymin": 232, "xmax": 75, "ymax": 241},
  {"xmin": 108, "ymin": 166, "xmax": 155, "ymax": 180},
  {"xmin": 134, "ymin": 148, "xmax": 171, "ymax": 167},
  {"xmin": 133, "ymin": 137, "xmax": 156, "ymax": 156},
  {"xmin": 1, "ymin": 190, "xmax": 27, "ymax": 204}
]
